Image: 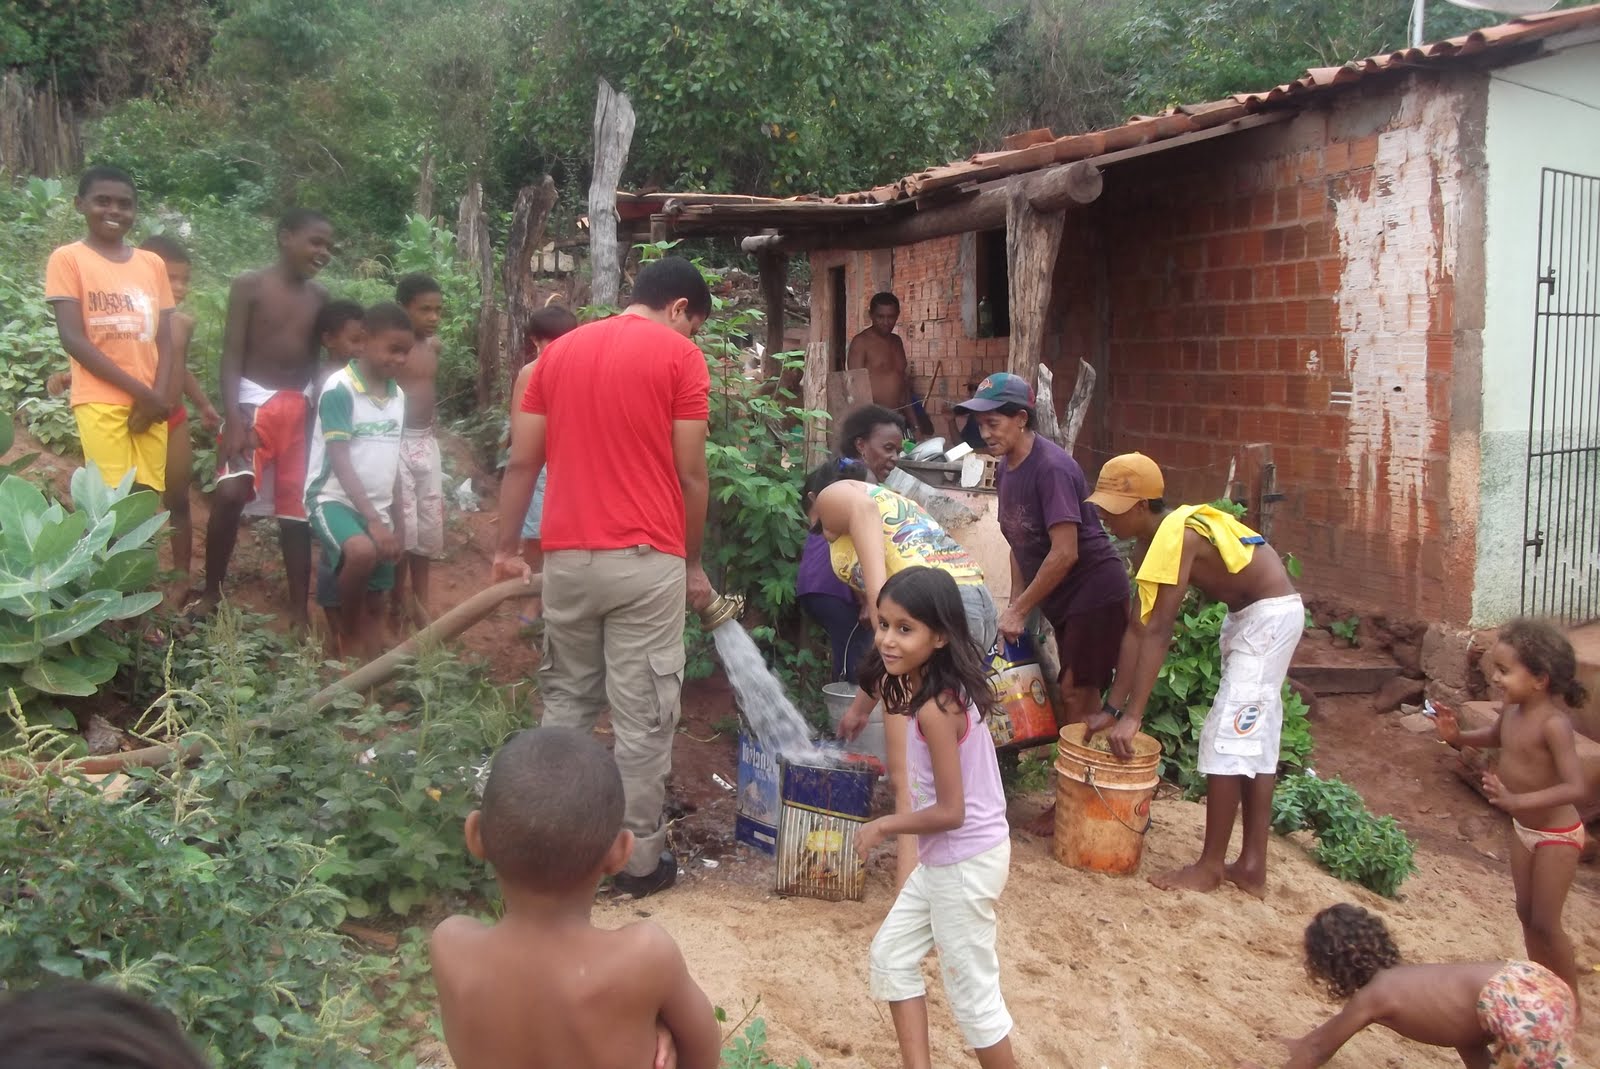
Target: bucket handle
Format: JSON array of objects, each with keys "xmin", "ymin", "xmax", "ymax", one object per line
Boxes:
[{"xmin": 1084, "ymin": 765, "xmax": 1154, "ymax": 837}]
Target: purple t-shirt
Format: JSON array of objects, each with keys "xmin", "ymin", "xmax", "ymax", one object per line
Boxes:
[
  {"xmin": 797, "ymin": 530, "xmax": 854, "ymax": 603},
  {"xmin": 995, "ymin": 435, "xmax": 1128, "ymax": 626}
]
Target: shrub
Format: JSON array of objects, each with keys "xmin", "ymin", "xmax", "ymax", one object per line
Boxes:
[
  {"xmin": 0, "ymin": 467, "xmax": 166, "ymax": 735},
  {"xmin": 1272, "ymin": 772, "xmax": 1418, "ymax": 897}
]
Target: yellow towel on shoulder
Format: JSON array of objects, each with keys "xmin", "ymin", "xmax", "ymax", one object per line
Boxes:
[{"xmin": 1135, "ymin": 505, "xmax": 1264, "ymax": 623}]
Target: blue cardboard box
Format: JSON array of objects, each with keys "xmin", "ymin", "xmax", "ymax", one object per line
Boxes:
[{"xmin": 735, "ymin": 730, "xmax": 778, "ymax": 855}]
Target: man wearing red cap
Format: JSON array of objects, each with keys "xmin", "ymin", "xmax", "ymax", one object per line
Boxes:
[{"xmin": 1085, "ymin": 453, "xmax": 1301, "ymax": 898}]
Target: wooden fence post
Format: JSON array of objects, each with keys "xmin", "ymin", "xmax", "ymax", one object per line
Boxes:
[{"xmin": 588, "ymin": 78, "xmax": 636, "ymax": 308}]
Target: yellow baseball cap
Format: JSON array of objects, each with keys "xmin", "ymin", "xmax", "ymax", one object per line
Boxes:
[{"xmin": 1086, "ymin": 452, "xmax": 1165, "ymax": 515}]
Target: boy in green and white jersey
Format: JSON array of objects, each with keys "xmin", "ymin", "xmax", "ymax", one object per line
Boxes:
[{"xmin": 305, "ymin": 302, "xmax": 412, "ymax": 659}]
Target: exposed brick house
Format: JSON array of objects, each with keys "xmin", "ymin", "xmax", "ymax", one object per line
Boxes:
[{"xmin": 619, "ymin": 7, "xmax": 1600, "ymax": 629}]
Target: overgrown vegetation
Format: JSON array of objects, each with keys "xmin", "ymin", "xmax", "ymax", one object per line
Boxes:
[
  {"xmin": 0, "ymin": 467, "xmax": 166, "ymax": 736},
  {"xmin": 1272, "ymin": 771, "xmax": 1418, "ymax": 898}
]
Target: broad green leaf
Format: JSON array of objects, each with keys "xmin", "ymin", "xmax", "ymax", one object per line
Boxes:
[
  {"xmin": 108, "ymin": 490, "xmax": 161, "ymax": 539},
  {"xmin": 69, "ymin": 465, "xmax": 112, "ymax": 524},
  {"xmin": 22, "ymin": 656, "xmax": 108, "ymax": 697},
  {"xmin": 33, "ymin": 592, "xmax": 121, "ymax": 645},
  {"xmin": 106, "ymin": 591, "xmax": 162, "ymax": 621},
  {"xmin": 252, "ymin": 1015, "xmax": 283, "ymax": 1042},
  {"xmin": 86, "ymin": 550, "xmax": 159, "ymax": 593},
  {"xmin": 105, "ymin": 512, "xmax": 169, "ymax": 558},
  {"xmin": 30, "ymin": 510, "xmax": 88, "ymax": 570},
  {"xmin": 0, "ymin": 622, "xmax": 44, "ymax": 664},
  {"xmin": 0, "ymin": 475, "xmax": 48, "ymax": 562}
]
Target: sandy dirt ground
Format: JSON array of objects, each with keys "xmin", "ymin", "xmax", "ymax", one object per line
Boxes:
[{"xmin": 26, "ymin": 427, "xmax": 1593, "ymax": 1069}]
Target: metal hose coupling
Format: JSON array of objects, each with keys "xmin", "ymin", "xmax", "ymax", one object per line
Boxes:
[{"xmin": 698, "ymin": 591, "xmax": 746, "ymax": 631}]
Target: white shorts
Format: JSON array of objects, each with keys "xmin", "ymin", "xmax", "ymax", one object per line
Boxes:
[
  {"xmin": 397, "ymin": 427, "xmax": 445, "ymax": 558},
  {"xmin": 1196, "ymin": 594, "xmax": 1303, "ymax": 778},
  {"xmin": 869, "ymin": 838, "xmax": 1012, "ymax": 1051}
]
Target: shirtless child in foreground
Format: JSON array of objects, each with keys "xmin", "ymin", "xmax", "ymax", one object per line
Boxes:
[
  {"xmin": 847, "ymin": 292, "xmax": 931, "ymax": 437},
  {"xmin": 1083, "ymin": 452, "xmax": 1301, "ymax": 898},
  {"xmin": 200, "ymin": 209, "xmax": 333, "ymax": 629},
  {"xmin": 1242, "ymin": 903, "xmax": 1576, "ymax": 1069},
  {"xmin": 431, "ymin": 728, "xmax": 720, "ymax": 1069}
]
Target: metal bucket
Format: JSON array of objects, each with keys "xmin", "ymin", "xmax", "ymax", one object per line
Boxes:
[{"xmin": 822, "ymin": 682, "xmax": 887, "ymax": 764}]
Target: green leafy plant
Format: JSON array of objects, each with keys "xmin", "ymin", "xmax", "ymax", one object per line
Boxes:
[
  {"xmin": 720, "ymin": 1019, "xmax": 813, "ymax": 1069},
  {"xmin": 1272, "ymin": 772, "xmax": 1417, "ymax": 897},
  {"xmin": 1138, "ymin": 596, "xmax": 1313, "ymax": 796},
  {"xmin": 0, "ymin": 713, "xmax": 379, "ymax": 1069},
  {"xmin": 1330, "ymin": 615, "xmax": 1361, "ymax": 647},
  {"xmin": 0, "ymin": 409, "xmax": 38, "ymax": 477},
  {"xmin": 0, "ymin": 467, "xmax": 166, "ymax": 730}
]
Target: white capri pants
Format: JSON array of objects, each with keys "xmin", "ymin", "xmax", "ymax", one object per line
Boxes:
[{"xmin": 868, "ymin": 838, "xmax": 1012, "ymax": 1050}]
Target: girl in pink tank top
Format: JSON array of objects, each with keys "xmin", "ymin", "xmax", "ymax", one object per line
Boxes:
[{"xmin": 856, "ymin": 567, "xmax": 1016, "ymax": 1068}]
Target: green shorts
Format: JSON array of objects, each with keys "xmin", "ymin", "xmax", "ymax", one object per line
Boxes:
[{"xmin": 308, "ymin": 500, "xmax": 396, "ymax": 593}]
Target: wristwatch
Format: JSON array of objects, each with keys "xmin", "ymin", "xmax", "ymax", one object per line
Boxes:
[{"xmin": 1102, "ymin": 700, "xmax": 1121, "ymax": 720}]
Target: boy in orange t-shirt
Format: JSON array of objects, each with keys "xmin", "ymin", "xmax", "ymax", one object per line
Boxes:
[{"xmin": 44, "ymin": 165, "xmax": 176, "ymax": 492}]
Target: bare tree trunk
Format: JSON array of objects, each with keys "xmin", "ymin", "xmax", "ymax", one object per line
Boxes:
[
  {"xmin": 456, "ymin": 180, "xmax": 499, "ymax": 409},
  {"xmin": 588, "ymin": 78, "xmax": 636, "ymax": 308},
  {"xmin": 504, "ymin": 176, "xmax": 559, "ymax": 379},
  {"xmin": 415, "ymin": 144, "xmax": 435, "ymax": 221}
]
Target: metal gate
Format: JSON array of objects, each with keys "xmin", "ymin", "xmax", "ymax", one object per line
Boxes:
[{"xmin": 1522, "ymin": 168, "xmax": 1600, "ymax": 623}]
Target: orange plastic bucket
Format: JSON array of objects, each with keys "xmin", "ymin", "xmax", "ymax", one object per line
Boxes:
[{"xmin": 1052, "ymin": 722, "xmax": 1162, "ymax": 876}]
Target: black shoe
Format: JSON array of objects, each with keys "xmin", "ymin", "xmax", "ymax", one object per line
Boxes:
[{"xmin": 612, "ymin": 852, "xmax": 678, "ymax": 899}]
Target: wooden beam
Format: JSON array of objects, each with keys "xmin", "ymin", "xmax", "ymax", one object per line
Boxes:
[
  {"xmin": 1004, "ymin": 180, "xmax": 1066, "ymax": 381},
  {"xmin": 757, "ymin": 249, "xmax": 788, "ymax": 376},
  {"xmin": 588, "ymin": 78, "xmax": 635, "ymax": 307},
  {"xmin": 738, "ymin": 112, "xmax": 1293, "ymax": 252}
]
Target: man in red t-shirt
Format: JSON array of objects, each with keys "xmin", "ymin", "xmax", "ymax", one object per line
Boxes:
[{"xmin": 493, "ymin": 257, "xmax": 713, "ymax": 898}]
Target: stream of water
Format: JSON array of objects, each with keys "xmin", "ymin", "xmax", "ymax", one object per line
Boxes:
[{"xmin": 710, "ymin": 622, "xmax": 827, "ymax": 764}]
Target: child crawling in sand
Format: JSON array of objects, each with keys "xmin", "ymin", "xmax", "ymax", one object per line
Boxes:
[
  {"xmin": 1436, "ymin": 617, "xmax": 1590, "ymax": 1013},
  {"xmin": 1243, "ymin": 903, "xmax": 1576, "ymax": 1068},
  {"xmin": 430, "ymin": 727, "xmax": 720, "ymax": 1069}
]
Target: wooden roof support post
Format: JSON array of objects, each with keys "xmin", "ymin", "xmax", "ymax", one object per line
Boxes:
[
  {"xmin": 757, "ymin": 248, "xmax": 792, "ymax": 386},
  {"xmin": 1004, "ymin": 180, "xmax": 1066, "ymax": 381}
]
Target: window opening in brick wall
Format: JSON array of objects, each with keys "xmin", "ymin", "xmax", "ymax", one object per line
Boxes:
[
  {"xmin": 829, "ymin": 265, "xmax": 848, "ymax": 370},
  {"xmin": 974, "ymin": 229, "xmax": 1010, "ymax": 337}
]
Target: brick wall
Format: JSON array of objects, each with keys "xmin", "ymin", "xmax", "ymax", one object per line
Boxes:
[
  {"xmin": 1087, "ymin": 76, "xmax": 1482, "ymax": 623},
  {"xmin": 807, "ymin": 70, "xmax": 1486, "ymax": 625}
]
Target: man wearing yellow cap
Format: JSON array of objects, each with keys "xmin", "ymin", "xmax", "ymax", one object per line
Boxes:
[{"xmin": 1084, "ymin": 453, "xmax": 1302, "ymax": 898}]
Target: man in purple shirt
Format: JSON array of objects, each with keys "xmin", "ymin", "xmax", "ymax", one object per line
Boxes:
[{"xmin": 956, "ymin": 373, "xmax": 1131, "ymax": 834}]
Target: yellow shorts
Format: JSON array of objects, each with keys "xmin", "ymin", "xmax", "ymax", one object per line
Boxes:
[{"xmin": 74, "ymin": 403, "xmax": 168, "ymax": 493}]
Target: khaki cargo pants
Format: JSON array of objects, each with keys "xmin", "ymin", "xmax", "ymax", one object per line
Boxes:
[{"xmin": 539, "ymin": 547, "xmax": 686, "ymax": 877}]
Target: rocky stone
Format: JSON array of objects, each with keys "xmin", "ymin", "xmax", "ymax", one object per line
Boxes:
[
  {"xmin": 1398, "ymin": 712, "xmax": 1437, "ymax": 734},
  {"xmin": 1421, "ymin": 624, "xmax": 1474, "ymax": 693},
  {"xmin": 1389, "ymin": 639, "xmax": 1423, "ymax": 677},
  {"xmin": 1375, "ymin": 675, "xmax": 1426, "ymax": 714}
]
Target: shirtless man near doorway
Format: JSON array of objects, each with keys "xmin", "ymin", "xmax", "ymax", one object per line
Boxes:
[{"xmin": 847, "ymin": 292, "xmax": 933, "ymax": 437}]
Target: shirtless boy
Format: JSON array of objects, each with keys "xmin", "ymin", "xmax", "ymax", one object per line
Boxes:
[
  {"xmin": 200, "ymin": 208, "xmax": 333, "ymax": 629},
  {"xmin": 1242, "ymin": 903, "xmax": 1577, "ymax": 1068},
  {"xmin": 847, "ymin": 292, "xmax": 931, "ymax": 437},
  {"xmin": 431, "ymin": 727, "xmax": 721, "ymax": 1069},
  {"xmin": 1083, "ymin": 452, "xmax": 1302, "ymax": 897},
  {"xmin": 389, "ymin": 273, "xmax": 446, "ymax": 629}
]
